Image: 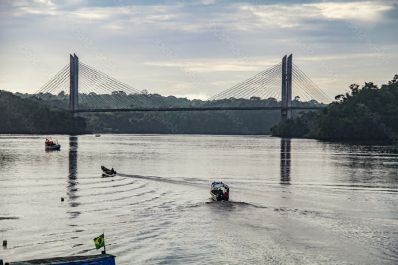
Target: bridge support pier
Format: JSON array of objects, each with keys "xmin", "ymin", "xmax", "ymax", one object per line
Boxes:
[
  {"xmin": 281, "ymin": 54, "xmax": 292, "ymax": 121},
  {"xmin": 69, "ymin": 54, "xmax": 79, "ymax": 112}
]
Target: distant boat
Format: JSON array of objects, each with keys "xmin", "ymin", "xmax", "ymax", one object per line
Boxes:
[
  {"xmin": 101, "ymin": 166, "xmax": 117, "ymax": 177},
  {"xmin": 5, "ymin": 253, "xmax": 116, "ymax": 265},
  {"xmin": 210, "ymin": 182, "xmax": 229, "ymax": 201},
  {"xmin": 45, "ymin": 138, "xmax": 61, "ymax": 151}
]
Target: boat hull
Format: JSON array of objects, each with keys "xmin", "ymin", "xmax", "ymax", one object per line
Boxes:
[
  {"xmin": 210, "ymin": 190, "xmax": 229, "ymax": 201},
  {"xmin": 7, "ymin": 254, "xmax": 116, "ymax": 265},
  {"xmin": 101, "ymin": 166, "xmax": 116, "ymax": 177},
  {"xmin": 102, "ymin": 173, "xmax": 116, "ymax": 178},
  {"xmin": 45, "ymin": 144, "xmax": 61, "ymax": 151}
]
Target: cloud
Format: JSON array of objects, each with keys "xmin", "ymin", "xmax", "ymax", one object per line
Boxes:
[
  {"xmin": 238, "ymin": 1, "xmax": 394, "ymax": 31},
  {"xmin": 9, "ymin": 0, "xmax": 58, "ymax": 16},
  {"xmin": 145, "ymin": 58, "xmax": 277, "ymax": 72},
  {"xmin": 307, "ymin": 1, "xmax": 393, "ymax": 22},
  {"xmin": 5, "ymin": 1, "xmax": 394, "ymax": 35},
  {"xmin": 0, "ymin": 0, "xmax": 397, "ymax": 98},
  {"xmin": 73, "ymin": 9, "xmax": 111, "ymax": 20}
]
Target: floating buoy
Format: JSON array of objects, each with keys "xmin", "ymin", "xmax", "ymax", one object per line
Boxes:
[{"xmin": 61, "ymin": 197, "xmax": 64, "ymax": 202}]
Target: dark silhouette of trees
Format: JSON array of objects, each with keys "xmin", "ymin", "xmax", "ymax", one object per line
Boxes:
[
  {"xmin": 271, "ymin": 75, "xmax": 398, "ymax": 142},
  {"xmin": 2, "ymin": 91, "xmax": 323, "ymax": 135},
  {"xmin": 0, "ymin": 91, "xmax": 86, "ymax": 134}
]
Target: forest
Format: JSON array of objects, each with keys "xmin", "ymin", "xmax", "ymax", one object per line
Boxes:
[
  {"xmin": 0, "ymin": 90, "xmax": 87, "ymax": 134},
  {"xmin": 7, "ymin": 92, "xmax": 322, "ymax": 135},
  {"xmin": 271, "ymin": 75, "xmax": 398, "ymax": 142},
  {"xmin": 5, "ymin": 75, "xmax": 397, "ymax": 139}
]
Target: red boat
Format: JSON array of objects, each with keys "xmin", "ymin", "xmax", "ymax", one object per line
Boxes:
[{"xmin": 45, "ymin": 138, "xmax": 61, "ymax": 151}]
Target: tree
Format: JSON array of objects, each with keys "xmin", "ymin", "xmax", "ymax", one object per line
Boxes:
[{"xmin": 271, "ymin": 75, "xmax": 398, "ymax": 142}]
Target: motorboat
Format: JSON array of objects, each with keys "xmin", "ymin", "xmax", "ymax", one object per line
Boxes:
[
  {"xmin": 101, "ymin": 166, "xmax": 117, "ymax": 177},
  {"xmin": 45, "ymin": 138, "xmax": 61, "ymax": 151},
  {"xmin": 210, "ymin": 182, "xmax": 229, "ymax": 201}
]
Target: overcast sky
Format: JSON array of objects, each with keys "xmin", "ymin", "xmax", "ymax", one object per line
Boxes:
[{"xmin": 0, "ymin": 0, "xmax": 397, "ymax": 99}]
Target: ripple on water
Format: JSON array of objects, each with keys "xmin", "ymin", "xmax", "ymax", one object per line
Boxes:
[{"xmin": 1, "ymin": 135, "xmax": 398, "ymax": 265}]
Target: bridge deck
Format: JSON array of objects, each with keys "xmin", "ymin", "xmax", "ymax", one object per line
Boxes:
[{"xmin": 73, "ymin": 106, "xmax": 325, "ymax": 113}]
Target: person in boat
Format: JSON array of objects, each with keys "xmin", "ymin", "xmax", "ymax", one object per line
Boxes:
[
  {"xmin": 224, "ymin": 188, "xmax": 229, "ymax": 201},
  {"xmin": 101, "ymin": 166, "xmax": 116, "ymax": 175}
]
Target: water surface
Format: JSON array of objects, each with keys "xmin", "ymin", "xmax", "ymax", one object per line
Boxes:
[{"xmin": 0, "ymin": 135, "xmax": 397, "ymax": 264}]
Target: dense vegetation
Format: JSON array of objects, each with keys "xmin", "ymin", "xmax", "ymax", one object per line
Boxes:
[
  {"xmin": 3, "ymin": 75, "xmax": 397, "ymax": 139},
  {"xmin": 81, "ymin": 98, "xmax": 321, "ymax": 134},
  {"xmin": 15, "ymin": 92, "xmax": 321, "ymax": 135},
  {"xmin": 0, "ymin": 91, "xmax": 87, "ymax": 134},
  {"xmin": 271, "ymin": 75, "xmax": 398, "ymax": 142}
]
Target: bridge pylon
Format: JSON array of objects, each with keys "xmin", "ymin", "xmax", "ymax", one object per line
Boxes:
[
  {"xmin": 281, "ymin": 54, "xmax": 292, "ymax": 120},
  {"xmin": 69, "ymin": 54, "xmax": 79, "ymax": 112}
]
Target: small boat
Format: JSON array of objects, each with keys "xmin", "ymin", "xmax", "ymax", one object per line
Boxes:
[
  {"xmin": 45, "ymin": 138, "xmax": 61, "ymax": 151},
  {"xmin": 5, "ymin": 253, "xmax": 116, "ymax": 265},
  {"xmin": 210, "ymin": 181, "xmax": 229, "ymax": 201},
  {"xmin": 101, "ymin": 166, "xmax": 117, "ymax": 177},
  {"xmin": 95, "ymin": 134, "xmax": 101, "ymax": 137}
]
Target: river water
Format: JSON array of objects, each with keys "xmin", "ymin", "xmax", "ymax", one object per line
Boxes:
[{"xmin": 0, "ymin": 134, "xmax": 397, "ymax": 264}]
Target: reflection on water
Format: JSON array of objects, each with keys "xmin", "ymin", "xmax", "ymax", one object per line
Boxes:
[
  {"xmin": 0, "ymin": 135, "xmax": 397, "ymax": 265},
  {"xmin": 67, "ymin": 136, "xmax": 80, "ymax": 217},
  {"xmin": 280, "ymin": 138, "xmax": 291, "ymax": 185}
]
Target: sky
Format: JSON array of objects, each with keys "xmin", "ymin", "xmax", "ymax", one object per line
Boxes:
[{"xmin": 0, "ymin": 0, "xmax": 397, "ymax": 100}]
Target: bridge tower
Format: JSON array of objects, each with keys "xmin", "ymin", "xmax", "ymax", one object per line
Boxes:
[
  {"xmin": 281, "ymin": 54, "xmax": 292, "ymax": 120},
  {"xmin": 69, "ymin": 54, "xmax": 79, "ymax": 112}
]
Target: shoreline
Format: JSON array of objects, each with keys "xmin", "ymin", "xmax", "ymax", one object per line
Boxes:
[{"xmin": 0, "ymin": 132, "xmax": 395, "ymax": 145}]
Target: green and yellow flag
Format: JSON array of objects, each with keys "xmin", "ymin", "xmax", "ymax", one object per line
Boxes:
[{"xmin": 93, "ymin": 234, "xmax": 105, "ymax": 249}]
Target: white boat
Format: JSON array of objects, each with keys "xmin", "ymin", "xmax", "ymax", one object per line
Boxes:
[
  {"xmin": 45, "ymin": 138, "xmax": 61, "ymax": 151},
  {"xmin": 210, "ymin": 182, "xmax": 229, "ymax": 201}
]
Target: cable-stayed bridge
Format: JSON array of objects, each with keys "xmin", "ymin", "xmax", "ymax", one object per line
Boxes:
[{"xmin": 35, "ymin": 54, "xmax": 330, "ymax": 120}]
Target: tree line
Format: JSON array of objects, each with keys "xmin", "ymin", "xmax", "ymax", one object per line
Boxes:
[
  {"xmin": 0, "ymin": 91, "xmax": 86, "ymax": 134},
  {"xmin": 5, "ymin": 92, "xmax": 321, "ymax": 135},
  {"xmin": 271, "ymin": 75, "xmax": 398, "ymax": 142}
]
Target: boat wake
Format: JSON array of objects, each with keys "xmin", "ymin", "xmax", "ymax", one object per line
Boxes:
[
  {"xmin": 0, "ymin": 216, "xmax": 19, "ymax": 220},
  {"xmin": 117, "ymin": 173, "xmax": 208, "ymax": 188},
  {"xmin": 187, "ymin": 200, "xmax": 267, "ymax": 209}
]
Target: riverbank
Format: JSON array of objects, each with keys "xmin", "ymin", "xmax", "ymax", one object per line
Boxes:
[{"xmin": 271, "ymin": 76, "xmax": 398, "ymax": 142}]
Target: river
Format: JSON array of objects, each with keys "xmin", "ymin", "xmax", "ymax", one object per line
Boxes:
[{"xmin": 0, "ymin": 134, "xmax": 397, "ymax": 264}]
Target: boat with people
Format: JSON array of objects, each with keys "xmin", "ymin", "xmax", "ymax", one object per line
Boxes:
[
  {"xmin": 210, "ymin": 181, "xmax": 229, "ymax": 201},
  {"xmin": 45, "ymin": 138, "xmax": 61, "ymax": 151},
  {"xmin": 101, "ymin": 166, "xmax": 117, "ymax": 177}
]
